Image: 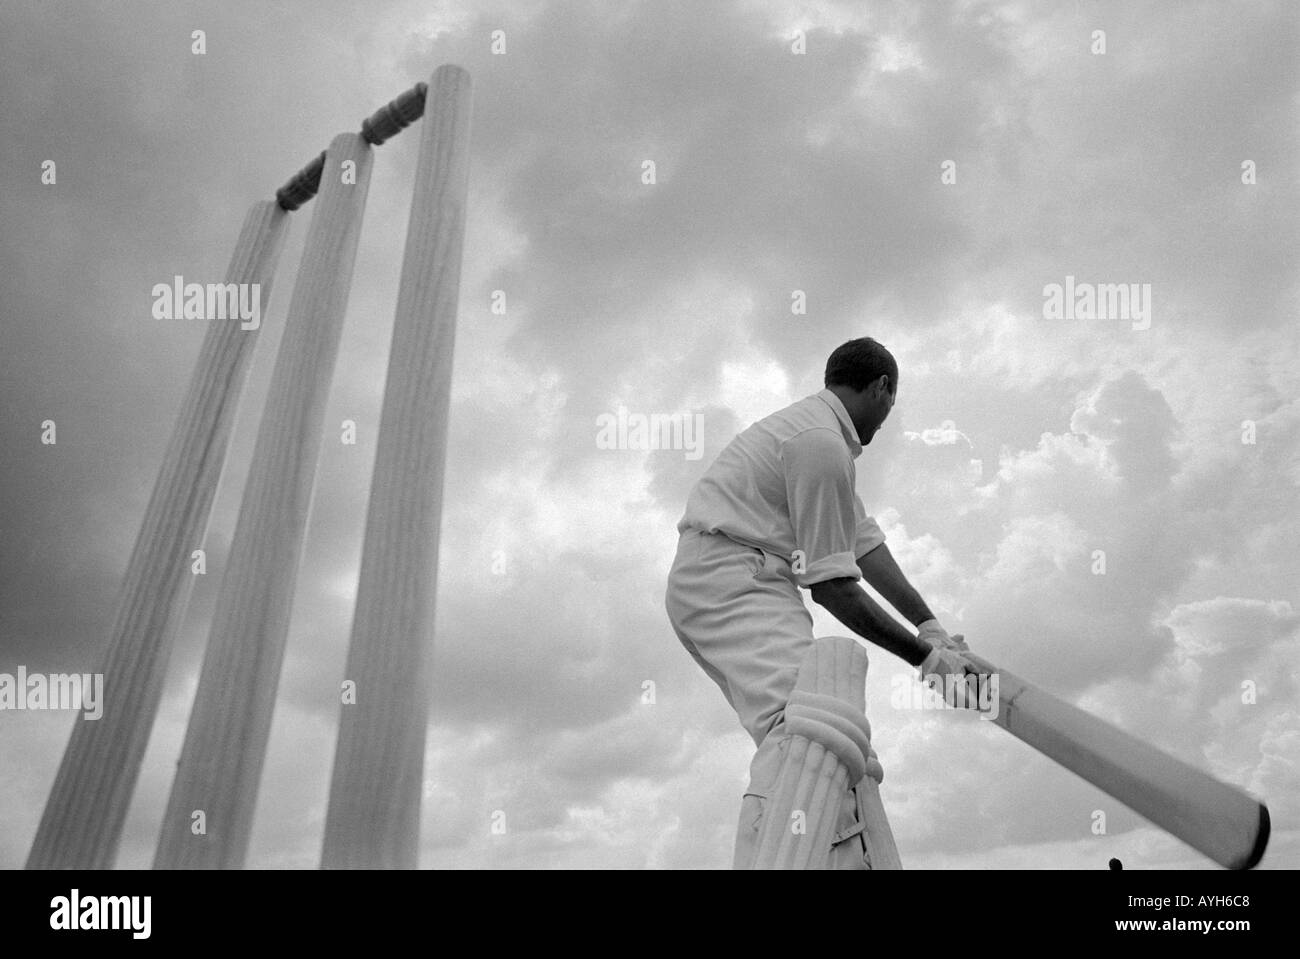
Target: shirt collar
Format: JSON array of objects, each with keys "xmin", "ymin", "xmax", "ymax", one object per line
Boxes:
[{"xmin": 815, "ymin": 388, "xmax": 863, "ymax": 458}]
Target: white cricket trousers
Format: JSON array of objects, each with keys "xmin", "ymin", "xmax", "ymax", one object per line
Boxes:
[{"xmin": 665, "ymin": 528, "xmax": 870, "ymax": 869}]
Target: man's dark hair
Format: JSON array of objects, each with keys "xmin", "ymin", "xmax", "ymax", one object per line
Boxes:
[{"xmin": 824, "ymin": 337, "xmax": 898, "ymax": 394}]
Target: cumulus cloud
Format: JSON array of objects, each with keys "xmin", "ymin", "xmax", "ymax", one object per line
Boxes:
[{"xmin": 905, "ymin": 419, "xmax": 974, "ymax": 447}]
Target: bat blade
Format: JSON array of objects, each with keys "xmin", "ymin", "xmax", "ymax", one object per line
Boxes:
[{"xmin": 963, "ymin": 654, "xmax": 1270, "ymax": 869}]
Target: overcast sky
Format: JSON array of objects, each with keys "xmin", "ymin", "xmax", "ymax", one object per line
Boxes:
[{"xmin": 2, "ymin": 0, "xmax": 1296, "ymax": 869}]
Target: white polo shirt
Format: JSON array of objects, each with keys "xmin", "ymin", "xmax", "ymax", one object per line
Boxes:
[{"xmin": 677, "ymin": 388, "xmax": 886, "ymax": 588}]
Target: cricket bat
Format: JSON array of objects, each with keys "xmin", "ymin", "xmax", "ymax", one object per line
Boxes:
[{"xmin": 962, "ymin": 653, "xmax": 1270, "ymax": 869}]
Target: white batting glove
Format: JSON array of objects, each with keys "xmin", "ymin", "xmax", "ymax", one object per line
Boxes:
[
  {"xmin": 916, "ymin": 622, "xmax": 981, "ymax": 710},
  {"xmin": 917, "ymin": 618, "xmax": 969, "ymax": 653},
  {"xmin": 917, "ymin": 646, "xmax": 981, "ymax": 709}
]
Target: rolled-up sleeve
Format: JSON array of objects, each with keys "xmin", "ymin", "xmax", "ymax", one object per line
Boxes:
[
  {"xmin": 780, "ymin": 428, "xmax": 862, "ymax": 587},
  {"xmin": 854, "ymin": 495, "xmax": 886, "ymax": 557}
]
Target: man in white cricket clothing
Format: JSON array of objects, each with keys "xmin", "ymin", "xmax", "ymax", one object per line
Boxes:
[{"xmin": 664, "ymin": 337, "xmax": 975, "ymax": 869}]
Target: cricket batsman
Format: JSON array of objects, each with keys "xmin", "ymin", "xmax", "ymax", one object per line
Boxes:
[{"xmin": 664, "ymin": 337, "xmax": 978, "ymax": 869}]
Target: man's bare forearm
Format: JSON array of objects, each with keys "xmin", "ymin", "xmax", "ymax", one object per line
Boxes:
[
  {"xmin": 856, "ymin": 543, "xmax": 935, "ymax": 627},
  {"xmin": 809, "ymin": 577, "xmax": 930, "ymax": 666}
]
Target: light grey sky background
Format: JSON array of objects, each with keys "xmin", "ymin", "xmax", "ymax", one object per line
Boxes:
[{"xmin": 1, "ymin": 0, "xmax": 1296, "ymax": 869}]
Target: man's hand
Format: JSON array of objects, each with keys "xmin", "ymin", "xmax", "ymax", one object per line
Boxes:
[
  {"xmin": 917, "ymin": 618, "xmax": 968, "ymax": 653},
  {"xmin": 916, "ymin": 639, "xmax": 985, "ymax": 710}
]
